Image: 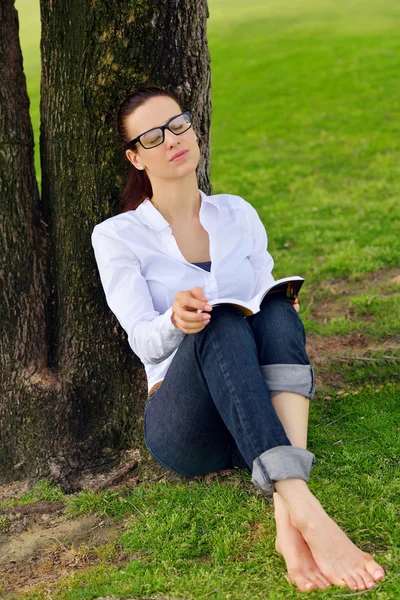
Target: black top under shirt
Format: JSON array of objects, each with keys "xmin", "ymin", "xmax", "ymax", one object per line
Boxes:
[{"xmin": 190, "ymin": 260, "xmax": 212, "ymax": 272}]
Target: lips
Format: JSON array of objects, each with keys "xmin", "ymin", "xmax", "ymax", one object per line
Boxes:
[{"xmin": 170, "ymin": 149, "xmax": 189, "ymax": 161}]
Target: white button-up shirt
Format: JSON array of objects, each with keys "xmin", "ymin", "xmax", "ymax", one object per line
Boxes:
[{"xmin": 91, "ymin": 188, "xmax": 275, "ymax": 394}]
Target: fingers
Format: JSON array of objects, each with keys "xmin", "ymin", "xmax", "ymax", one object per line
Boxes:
[
  {"xmin": 288, "ymin": 298, "xmax": 300, "ymax": 312},
  {"xmin": 191, "ymin": 286, "xmax": 206, "ymax": 300},
  {"xmin": 182, "ymin": 301, "xmax": 212, "ymax": 321},
  {"xmin": 173, "ymin": 289, "xmax": 213, "ymax": 334},
  {"xmin": 174, "ymin": 310, "xmax": 211, "ymax": 334},
  {"xmin": 176, "ymin": 288, "xmax": 209, "ymax": 313}
]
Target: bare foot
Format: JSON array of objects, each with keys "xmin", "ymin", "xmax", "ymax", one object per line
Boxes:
[
  {"xmin": 288, "ymin": 492, "xmax": 385, "ymax": 591},
  {"xmin": 275, "ymin": 525, "xmax": 332, "ymax": 591},
  {"xmin": 274, "ymin": 492, "xmax": 330, "ymax": 592}
]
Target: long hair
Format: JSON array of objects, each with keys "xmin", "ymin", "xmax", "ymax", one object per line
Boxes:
[{"xmin": 116, "ymin": 85, "xmax": 183, "ymax": 213}]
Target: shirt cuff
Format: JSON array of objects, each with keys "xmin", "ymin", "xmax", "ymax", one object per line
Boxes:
[{"xmin": 162, "ymin": 306, "xmax": 187, "ymax": 338}]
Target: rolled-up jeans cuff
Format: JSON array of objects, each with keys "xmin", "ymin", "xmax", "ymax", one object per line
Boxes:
[
  {"xmin": 261, "ymin": 364, "xmax": 316, "ymax": 399},
  {"xmin": 251, "ymin": 445, "xmax": 317, "ymax": 495}
]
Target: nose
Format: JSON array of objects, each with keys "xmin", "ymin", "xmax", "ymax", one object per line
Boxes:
[{"xmin": 164, "ymin": 128, "xmax": 179, "ymax": 146}]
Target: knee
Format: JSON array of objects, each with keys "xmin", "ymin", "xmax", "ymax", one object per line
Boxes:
[
  {"xmin": 251, "ymin": 296, "xmax": 308, "ymax": 360},
  {"xmin": 211, "ymin": 303, "xmax": 247, "ymax": 322},
  {"xmin": 259, "ymin": 294, "xmax": 304, "ymax": 331},
  {"xmin": 197, "ymin": 303, "xmax": 248, "ymax": 339}
]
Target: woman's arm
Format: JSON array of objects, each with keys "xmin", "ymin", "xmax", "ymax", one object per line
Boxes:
[{"xmin": 91, "ymin": 223, "xmax": 186, "ymax": 365}]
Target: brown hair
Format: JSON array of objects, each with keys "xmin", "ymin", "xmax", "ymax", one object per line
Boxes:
[{"xmin": 116, "ymin": 85, "xmax": 183, "ymax": 213}]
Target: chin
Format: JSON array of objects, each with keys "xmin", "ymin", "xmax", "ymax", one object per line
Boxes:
[{"xmin": 173, "ymin": 158, "xmax": 198, "ymax": 174}]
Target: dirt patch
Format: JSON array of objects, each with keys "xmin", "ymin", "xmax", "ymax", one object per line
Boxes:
[
  {"xmin": 0, "ymin": 512, "xmax": 121, "ymax": 565},
  {"xmin": 0, "ymin": 468, "xmax": 249, "ymax": 598},
  {"xmin": 304, "ymin": 266, "xmax": 400, "ymax": 387},
  {"xmin": 306, "ymin": 331, "xmax": 399, "ymax": 387},
  {"xmin": 0, "ymin": 510, "xmax": 130, "ymax": 598},
  {"xmin": 307, "ymin": 266, "xmax": 400, "ymax": 326}
]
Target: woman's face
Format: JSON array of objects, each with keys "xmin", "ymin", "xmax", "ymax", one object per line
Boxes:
[{"xmin": 124, "ymin": 96, "xmax": 200, "ymax": 182}]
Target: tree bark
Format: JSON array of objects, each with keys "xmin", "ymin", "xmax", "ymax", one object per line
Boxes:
[
  {"xmin": 0, "ymin": 0, "xmax": 59, "ymax": 484},
  {"xmin": 0, "ymin": 0, "xmax": 212, "ymax": 489}
]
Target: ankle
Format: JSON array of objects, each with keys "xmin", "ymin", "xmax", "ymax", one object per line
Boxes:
[
  {"xmin": 273, "ymin": 491, "xmax": 288, "ymax": 514},
  {"xmin": 274, "ymin": 479, "xmax": 322, "ymax": 529},
  {"xmin": 274, "ymin": 477, "xmax": 310, "ymax": 499}
]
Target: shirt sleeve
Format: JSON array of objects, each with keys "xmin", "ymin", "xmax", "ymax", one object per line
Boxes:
[
  {"xmin": 246, "ymin": 202, "xmax": 275, "ymax": 296},
  {"xmin": 91, "ymin": 223, "xmax": 186, "ymax": 366}
]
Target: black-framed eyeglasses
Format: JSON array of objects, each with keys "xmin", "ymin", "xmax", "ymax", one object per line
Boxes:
[{"xmin": 125, "ymin": 111, "xmax": 192, "ymax": 150}]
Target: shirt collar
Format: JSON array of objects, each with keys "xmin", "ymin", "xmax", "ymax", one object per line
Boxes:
[{"xmin": 134, "ymin": 188, "xmax": 214, "ymax": 232}]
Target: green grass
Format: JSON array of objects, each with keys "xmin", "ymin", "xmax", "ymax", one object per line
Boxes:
[
  {"xmin": 208, "ymin": 0, "xmax": 400, "ymax": 288},
  {"xmin": 303, "ymin": 286, "xmax": 400, "ymax": 338},
  {"xmin": 329, "ymin": 351, "xmax": 400, "ymax": 387},
  {"xmin": 15, "ymin": 0, "xmax": 41, "ymax": 183},
  {"xmin": 11, "ymin": 381, "xmax": 400, "ymax": 599},
  {"xmin": 0, "ymin": 479, "xmax": 64, "ymax": 507},
  {"xmin": 10, "ymin": 0, "xmax": 400, "ymax": 598}
]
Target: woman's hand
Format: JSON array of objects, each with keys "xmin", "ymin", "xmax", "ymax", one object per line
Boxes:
[
  {"xmin": 289, "ymin": 298, "xmax": 300, "ymax": 313},
  {"xmin": 171, "ymin": 286, "xmax": 213, "ymax": 334}
]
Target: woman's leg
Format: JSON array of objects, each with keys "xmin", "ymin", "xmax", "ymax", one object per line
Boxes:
[
  {"xmin": 274, "ymin": 477, "xmax": 384, "ymax": 591},
  {"xmin": 145, "ymin": 298, "xmax": 314, "ymax": 482},
  {"xmin": 145, "ymin": 297, "xmax": 385, "ymax": 591},
  {"xmin": 270, "ymin": 392, "xmax": 332, "ymax": 591},
  {"xmin": 144, "ymin": 325, "xmax": 243, "ymax": 478},
  {"xmin": 247, "ymin": 297, "xmax": 330, "ymax": 590},
  {"xmin": 248, "ymin": 296, "xmax": 384, "ymax": 591}
]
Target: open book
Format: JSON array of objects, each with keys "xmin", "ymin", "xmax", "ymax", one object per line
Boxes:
[{"xmin": 198, "ymin": 276, "xmax": 304, "ymax": 317}]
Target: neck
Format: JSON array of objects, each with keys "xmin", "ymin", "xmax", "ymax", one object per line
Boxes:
[{"xmin": 149, "ymin": 172, "xmax": 201, "ymax": 224}]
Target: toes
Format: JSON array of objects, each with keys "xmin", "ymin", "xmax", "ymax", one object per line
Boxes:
[
  {"xmin": 311, "ymin": 574, "xmax": 330, "ymax": 590},
  {"xmin": 352, "ymin": 572, "xmax": 366, "ymax": 591},
  {"xmin": 291, "ymin": 575, "xmax": 316, "ymax": 592},
  {"xmin": 303, "ymin": 582, "xmax": 315, "ymax": 591},
  {"xmin": 293, "ymin": 571, "xmax": 330, "ymax": 591},
  {"xmin": 343, "ymin": 575, "xmax": 359, "ymax": 591},
  {"xmin": 314, "ymin": 573, "xmax": 331, "ymax": 589},
  {"xmin": 358, "ymin": 569, "xmax": 376, "ymax": 590},
  {"xmin": 305, "ymin": 571, "xmax": 325, "ymax": 590},
  {"xmin": 364, "ymin": 555, "xmax": 385, "ymax": 581},
  {"xmin": 306, "ymin": 570, "xmax": 331, "ymax": 589}
]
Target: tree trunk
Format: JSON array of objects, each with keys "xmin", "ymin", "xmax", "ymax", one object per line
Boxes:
[
  {"xmin": 0, "ymin": 0, "xmax": 212, "ymax": 490},
  {"xmin": 0, "ymin": 0, "xmax": 59, "ymax": 484}
]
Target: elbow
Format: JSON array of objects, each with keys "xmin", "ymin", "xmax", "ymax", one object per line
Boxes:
[
  {"xmin": 128, "ymin": 313, "xmax": 185, "ymax": 366},
  {"xmin": 129, "ymin": 335, "xmax": 167, "ymax": 366},
  {"xmin": 129, "ymin": 341, "xmax": 160, "ymax": 366}
]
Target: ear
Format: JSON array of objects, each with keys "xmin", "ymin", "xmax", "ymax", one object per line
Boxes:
[
  {"xmin": 126, "ymin": 148, "xmax": 143, "ymax": 170},
  {"xmin": 125, "ymin": 149, "xmax": 134, "ymax": 166}
]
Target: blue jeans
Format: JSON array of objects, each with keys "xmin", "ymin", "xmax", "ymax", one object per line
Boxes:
[{"xmin": 144, "ymin": 294, "xmax": 316, "ymax": 495}]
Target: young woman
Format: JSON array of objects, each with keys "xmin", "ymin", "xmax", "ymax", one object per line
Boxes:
[{"xmin": 91, "ymin": 85, "xmax": 385, "ymax": 593}]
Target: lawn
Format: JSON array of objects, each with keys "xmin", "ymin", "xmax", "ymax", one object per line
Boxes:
[{"xmin": 4, "ymin": 0, "xmax": 400, "ymax": 598}]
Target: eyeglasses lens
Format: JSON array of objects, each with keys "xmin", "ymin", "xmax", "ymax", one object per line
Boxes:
[
  {"xmin": 169, "ymin": 113, "xmax": 191, "ymax": 134},
  {"xmin": 140, "ymin": 113, "xmax": 192, "ymax": 148},
  {"xmin": 141, "ymin": 128, "xmax": 163, "ymax": 148}
]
